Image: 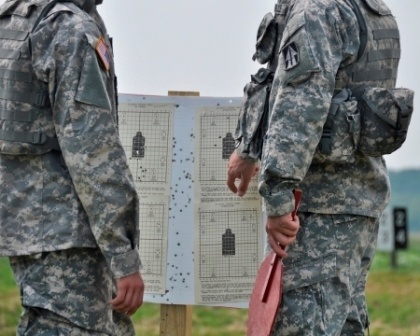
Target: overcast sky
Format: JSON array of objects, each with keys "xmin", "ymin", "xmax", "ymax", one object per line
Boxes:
[{"xmin": 1, "ymin": 0, "xmax": 418, "ymax": 170}]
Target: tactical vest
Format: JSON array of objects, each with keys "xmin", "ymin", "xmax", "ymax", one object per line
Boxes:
[
  {"xmin": 316, "ymin": 0, "xmax": 413, "ymax": 161},
  {"xmin": 336, "ymin": 0, "xmax": 400, "ymax": 92},
  {"xmin": 0, "ymin": 0, "xmax": 97, "ymax": 155}
]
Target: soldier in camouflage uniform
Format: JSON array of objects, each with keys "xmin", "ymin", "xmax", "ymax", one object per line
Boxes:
[
  {"xmin": 228, "ymin": 0, "xmax": 407, "ymax": 334},
  {"xmin": 0, "ymin": 0, "xmax": 144, "ymax": 335}
]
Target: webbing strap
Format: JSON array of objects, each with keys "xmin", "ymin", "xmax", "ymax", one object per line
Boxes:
[
  {"xmin": 0, "ymin": 88, "xmax": 49, "ymax": 106},
  {"xmin": 353, "ymin": 68, "xmax": 398, "ymax": 82},
  {"xmin": 0, "ymin": 129, "xmax": 46, "ymax": 144},
  {"xmin": 318, "ymin": 89, "xmax": 351, "ymax": 154},
  {"xmin": 0, "ymin": 68, "xmax": 33, "ymax": 83},
  {"xmin": 373, "ymin": 29, "xmax": 400, "ymax": 40},
  {"xmin": 0, "ymin": 108, "xmax": 35, "ymax": 122},
  {"xmin": 348, "ymin": 0, "xmax": 368, "ymax": 61},
  {"xmin": 0, "ymin": 129, "xmax": 60, "ymax": 150},
  {"xmin": 368, "ymin": 49, "xmax": 400, "ymax": 62},
  {"xmin": 0, "ymin": 48, "xmax": 20, "ymax": 60},
  {"xmin": 0, "ymin": 28, "xmax": 28, "ymax": 41}
]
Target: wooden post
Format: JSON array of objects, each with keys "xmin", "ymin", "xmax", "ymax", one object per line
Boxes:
[
  {"xmin": 158, "ymin": 90, "xmax": 200, "ymax": 336},
  {"xmin": 391, "ymin": 250, "xmax": 398, "ymax": 269},
  {"xmin": 160, "ymin": 305, "xmax": 192, "ymax": 336},
  {"xmin": 167, "ymin": 90, "xmax": 200, "ymax": 97}
]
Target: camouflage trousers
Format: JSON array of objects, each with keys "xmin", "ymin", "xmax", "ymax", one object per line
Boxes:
[
  {"xmin": 271, "ymin": 213, "xmax": 379, "ymax": 336},
  {"xmin": 9, "ymin": 248, "xmax": 135, "ymax": 336}
]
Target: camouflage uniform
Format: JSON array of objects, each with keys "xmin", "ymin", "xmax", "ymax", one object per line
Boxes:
[
  {"xmin": 0, "ymin": 0, "xmax": 140, "ymax": 334},
  {"xmin": 249, "ymin": 0, "xmax": 401, "ymax": 334}
]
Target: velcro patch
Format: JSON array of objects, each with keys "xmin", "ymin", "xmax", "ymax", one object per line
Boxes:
[
  {"xmin": 95, "ymin": 36, "xmax": 111, "ymax": 72},
  {"xmin": 282, "ymin": 42, "xmax": 299, "ymax": 70}
]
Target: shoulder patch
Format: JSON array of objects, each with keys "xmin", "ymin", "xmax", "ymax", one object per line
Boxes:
[
  {"xmin": 282, "ymin": 42, "xmax": 299, "ymax": 70},
  {"xmin": 95, "ymin": 36, "xmax": 111, "ymax": 72}
]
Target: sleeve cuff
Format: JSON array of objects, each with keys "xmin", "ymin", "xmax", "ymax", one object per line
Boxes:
[
  {"xmin": 110, "ymin": 249, "xmax": 142, "ymax": 278},
  {"xmin": 235, "ymin": 139, "xmax": 259, "ymax": 162},
  {"xmin": 259, "ymin": 181, "xmax": 295, "ymax": 217}
]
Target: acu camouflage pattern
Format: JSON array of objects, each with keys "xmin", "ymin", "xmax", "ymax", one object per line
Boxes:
[
  {"xmin": 0, "ymin": 0, "xmax": 141, "ymax": 277},
  {"xmin": 10, "ymin": 248, "xmax": 135, "ymax": 335},
  {"xmin": 258, "ymin": 0, "xmax": 399, "ymax": 218},
  {"xmin": 234, "ymin": 0, "xmax": 290, "ymax": 161},
  {"xmin": 357, "ymin": 86, "xmax": 414, "ymax": 156},
  {"xmin": 0, "ymin": 0, "xmax": 57, "ymax": 155},
  {"xmin": 315, "ymin": 0, "xmax": 414, "ymax": 160},
  {"xmin": 234, "ymin": 67, "xmax": 273, "ymax": 161},
  {"xmin": 271, "ymin": 213, "xmax": 379, "ymax": 335}
]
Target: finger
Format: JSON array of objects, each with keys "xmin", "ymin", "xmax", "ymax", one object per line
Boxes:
[
  {"xmin": 226, "ymin": 172, "xmax": 238, "ymax": 194},
  {"xmin": 269, "ymin": 242, "xmax": 287, "ymax": 258},
  {"xmin": 109, "ymin": 287, "xmax": 126, "ymax": 308},
  {"xmin": 266, "ymin": 218, "xmax": 300, "ymax": 237},
  {"xmin": 237, "ymin": 171, "xmax": 254, "ymax": 197},
  {"xmin": 111, "ymin": 287, "xmax": 134, "ymax": 312},
  {"xmin": 268, "ymin": 235, "xmax": 288, "ymax": 258},
  {"xmin": 127, "ymin": 287, "xmax": 144, "ymax": 316},
  {"xmin": 237, "ymin": 179, "xmax": 250, "ymax": 197}
]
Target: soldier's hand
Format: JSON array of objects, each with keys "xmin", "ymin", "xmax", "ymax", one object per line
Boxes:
[
  {"xmin": 266, "ymin": 213, "xmax": 300, "ymax": 258},
  {"xmin": 227, "ymin": 151, "xmax": 259, "ymax": 197},
  {"xmin": 110, "ymin": 272, "xmax": 145, "ymax": 316}
]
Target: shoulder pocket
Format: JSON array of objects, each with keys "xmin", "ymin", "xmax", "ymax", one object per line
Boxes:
[
  {"xmin": 75, "ymin": 47, "xmax": 111, "ymax": 111},
  {"xmin": 278, "ymin": 12, "xmax": 321, "ymax": 86}
]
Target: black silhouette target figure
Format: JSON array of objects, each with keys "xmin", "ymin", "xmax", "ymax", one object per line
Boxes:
[
  {"xmin": 222, "ymin": 228, "xmax": 236, "ymax": 256},
  {"xmin": 222, "ymin": 132, "xmax": 235, "ymax": 159},
  {"xmin": 132, "ymin": 131, "xmax": 145, "ymax": 158}
]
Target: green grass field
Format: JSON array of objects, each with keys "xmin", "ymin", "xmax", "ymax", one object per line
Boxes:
[{"xmin": 1, "ymin": 236, "xmax": 419, "ymax": 335}]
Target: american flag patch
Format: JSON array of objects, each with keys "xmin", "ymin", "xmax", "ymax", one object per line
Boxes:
[{"xmin": 95, "ymin": 36, "xmax": 111, "ymax": 72}]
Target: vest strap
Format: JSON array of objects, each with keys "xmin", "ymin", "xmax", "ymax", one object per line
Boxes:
[
  {"xmin": 368, "ymin": 49, "xmax": 400, "ymax": 62},
  {"xmin": 0, "ymin": 88, "xmax": 49, "ymax": 106},
  {"xmin": 352, "ymin": 68, "xmax": 398, "ymax": 82},
  {"xmin": 348, "ymin": 0, "xmax": 368, "ymax": 61},
  {"xmin": 373, "ymin": 29, "xmax": 400, "ymax": 40},
  {"xmin": 0, "ymin": 130, "xmax": 59, "ymax": 150},
  {"xmin": 0, "ymin": 48, "xmax": 20, "ymax": 60},
  {"xmin": 0, "ymin": 28, "xmax": 28, "ymax": 41},
  {"xmin": 318, "ymin": 88, "xmax": 351, "ymax": 154},
  {"xmin": 0, "ymin": 108, "xmax": 35, "ymax": 122},
  {"xmin": 0, "ymin": 67, "xmax": 33, "ymax": 82}
]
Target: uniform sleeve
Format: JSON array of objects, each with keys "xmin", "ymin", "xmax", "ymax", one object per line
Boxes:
[
  {"xmin": 258, "ymin": 0, "xmax": 360, "ymax": 216},
  {"xmin": 31, "ymin": 12, "xmax": 141, "ymax": 278}
]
